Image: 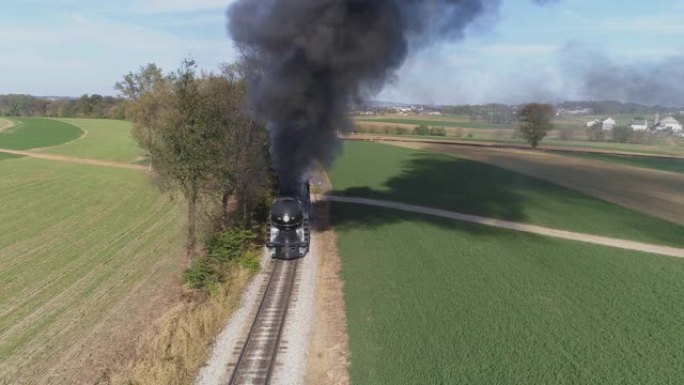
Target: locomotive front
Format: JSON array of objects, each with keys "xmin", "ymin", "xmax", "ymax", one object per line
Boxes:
[{"xmin": 266, "ymin": 195, "xmax": 311, "ymax": 259}]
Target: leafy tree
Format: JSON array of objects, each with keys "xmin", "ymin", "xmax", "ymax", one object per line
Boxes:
[
  {"xmin": 115, "ymin": 63, "xmax": 164, "ymax": 100},
  {"xmin": 612, "ymin": 125, "xmax": 634, "ymax": 143},
  {"xmin": 517, "ymin": 103, "xmax": 555, "ymax": 148},
  {"xmin": 117, "ymin": 61, "xmax": 207, "ymax": 260},
  {"xmin": 117, "ymin": 60, "xmax": 271, "ymax": 260}
]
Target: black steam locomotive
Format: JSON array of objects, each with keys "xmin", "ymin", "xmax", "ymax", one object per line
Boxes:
[{"xmin": 266, "ymin": 182, "xmax": 312, "ymax": 259}]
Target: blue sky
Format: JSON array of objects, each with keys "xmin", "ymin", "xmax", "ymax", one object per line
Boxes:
[{"xmin": 1, "ymin": 0, "xmax": 683, "ymax": 104}]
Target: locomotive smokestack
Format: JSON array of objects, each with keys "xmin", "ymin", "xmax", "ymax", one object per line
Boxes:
[{"xmin": 227, "ymin": 0, "xmax": 552, "ymax": 186}]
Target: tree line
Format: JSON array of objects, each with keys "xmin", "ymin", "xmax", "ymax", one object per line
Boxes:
[
  {"xmin": 0, "ymin": 93, "xmax": 126, "ymax": 119},
  {"xmin": 117, "ymin": 60, "xmax": 272, "ymax": 264}
]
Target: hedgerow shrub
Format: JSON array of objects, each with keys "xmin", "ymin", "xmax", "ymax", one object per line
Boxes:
[
  {"xmin": 184, "ymin": 227, "xmax": 258, "ymax": 290},
  {"xmin": 429, "ymin": 127, "xmax": 447, "ymax": 136}
]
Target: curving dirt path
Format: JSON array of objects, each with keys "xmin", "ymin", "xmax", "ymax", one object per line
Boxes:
[
  {"xmin": 323, "ymin": 195, "xmax": 684, "ymax": 259},
  {"xmin": 0, "ymin": 148, "xmax": 148, "ymax": 171},
  {"xmin": 0, "ymin": 118, "xmax": 14, "ymax": 133}
]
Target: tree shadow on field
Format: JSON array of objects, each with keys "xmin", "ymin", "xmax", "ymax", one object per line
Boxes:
[{"xmin": 315, "ymin": 152, "xmax": 530, "ymax": 236}]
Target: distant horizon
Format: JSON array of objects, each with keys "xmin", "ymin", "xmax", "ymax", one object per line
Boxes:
[
  {"xmin": 1, "ymin": 1, "xmax": 683, "ymax": 106},
  {"xmin": 2, "ymin": 93, "xmax": 684, "ymax": 111}
]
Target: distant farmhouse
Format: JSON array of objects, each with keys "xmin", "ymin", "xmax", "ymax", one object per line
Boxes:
[
  {"xmin": 601, "ymin": 117, "xmax": 616, "ymax": 131},
  {"xmin": 630, "ymin": 119, "xmax": 649, "ymax": 131},
  {"xmin": 654, "ymin": 115, "xmax": 683, "ymax": 135},
  {"xmin": 585, "ymin": 117, "xmax": 616, "ymax": 130}
]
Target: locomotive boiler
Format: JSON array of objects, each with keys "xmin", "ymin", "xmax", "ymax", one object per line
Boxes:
[{"xmin": 266, "ymin": 182, "xmax": 312, "ymax": 259}]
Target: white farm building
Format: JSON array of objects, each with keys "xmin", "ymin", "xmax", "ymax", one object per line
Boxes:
[
  {"xmin": 655, "ymin": 116, "xmax": 682, "ymax": 134},
  {"xmin": 630, "ymin": 120, "xmax": 649, "ymax": 131},
  {"xmin": 602, "ymin": 118, "xmax": 616, "ymax": 131}
]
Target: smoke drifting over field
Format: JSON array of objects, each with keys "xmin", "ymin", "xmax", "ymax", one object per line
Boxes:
[
  {"xmin": 227, "ymin": 0, "xmax": 499, "ymax": 187},
  {"xmin": 567, "ymin": 50, "xmax": 684, "ymax": 107},
  {"xmin": 227, "ymin": 0, "xmax": 566, "ymax": 187}
]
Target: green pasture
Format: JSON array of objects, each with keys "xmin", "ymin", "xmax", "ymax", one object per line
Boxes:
[
  {"xmin": 0, "ymin": 153, "xmax": 21, "ymax": 161},
  {"xmin": 329, "ymin": 141, "xmax": 684, "ymax": 247},
  {"xmin": 40, "ymin": 118, "xmax": 143, "ymax": 162},
  {"xmin": 0, "ymin": 117, "xmax": 82, "ymax": 150},
  {"xmin": 334, "ymin": 203, "xmax": 684, "ymax": 385},
  {"xmin": 560, "ymin": 152, "xmax": 684, "ymax": 175}
]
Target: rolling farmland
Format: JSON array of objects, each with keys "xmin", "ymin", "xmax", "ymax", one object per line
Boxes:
[
  {"xmin": 0, "ymin": 119, "xmax": 185, "ymax": 384},
  {"xmin": 356, "ymin": 117, "xmax": 516, "ymax": 130},
  {"xmin": 560, "ymin": 152, "xmax": 684, "ymax": 174},
  {"xmin": 329, "ymin": 141, "xmax": 684, "ymax": 246},
  {"xmin": 353, "ymin": 114, "xmax": 684, "ymax": 157},
  {"xmin": 329, "ymin": 141, "xmax": 684, "ymax": 384},
  {"xmin": 37, "ymin": 118, "xmax": 143, "ymax": 163},
  {"xmin": 382, "ymin": 139, "xmax": 684, "ymax": 226}
]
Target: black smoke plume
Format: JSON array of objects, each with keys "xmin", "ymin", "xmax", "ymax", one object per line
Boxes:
[{"xmin": 227, "ymin": 0, "xmax": 549, "ymax": 189}]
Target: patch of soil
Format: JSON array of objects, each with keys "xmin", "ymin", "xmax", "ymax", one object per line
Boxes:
[
  {"xmin": 0, "ymin": 149, "xmax": 148, "ymax": 171},
  {"xmin": 306, "ymin": 178, "xmax": 350, "ymax": 385}
]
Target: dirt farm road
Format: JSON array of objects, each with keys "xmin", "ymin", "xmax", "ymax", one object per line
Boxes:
[
  {"xmin": 323, "ymin": 195, "xmax": 684, "ymax": 259},
  {"xmin": 0, "ymin": 148, "xmax": 148, "ymax": 171}
]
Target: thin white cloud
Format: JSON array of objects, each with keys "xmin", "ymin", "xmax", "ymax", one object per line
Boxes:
[
  {"xmin": 601, "ymin": 15, "xmax": 684, "ymax": 34},
  {"xmin": 152, "ymin": 13, "xmax": 226, "ymax": 27},
  {"xmin": 130, "ymin": 0, "xmax": 234, "ymax": 14},
  {"xmin": 478, "ymin": 44, "xmax": 559, "ymax": 55}
]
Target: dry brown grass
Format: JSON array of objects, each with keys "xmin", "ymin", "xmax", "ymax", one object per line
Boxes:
[
  {"xmin": 99, "ymin": 265, "xmax": 252, "ymax": 385},
  {"xmin": 305, "ymin": 199, "xmax": 350, "ymax": 385}
]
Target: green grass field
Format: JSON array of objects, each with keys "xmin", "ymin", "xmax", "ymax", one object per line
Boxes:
[
  {"xmin": 0, "ymin": 153, "xmax": 21, "ymax": 161},
  {"xmin": 0, "ymin": 121, "xmax": 184, "ymax": 383},
  {"xmin": 39, "ymin": 118, "xmax": 143, "ymax": 163},
  {"xmin": 333, "ymin": 203, "xmax": 684, "ymax": 385},
  {"xmin": 329, "ymin": 141, "xmax": 684, "ymax": 247},
  {"xmin": 560, "ymin": 152, "xmax": 684, "ymax": 174},
  {"xmin": 0, "ymin": 117, "xmax": 82, "ymax": 150}
]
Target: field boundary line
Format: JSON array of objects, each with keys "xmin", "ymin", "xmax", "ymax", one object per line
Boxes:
[
  {"xmin": 0, "ymin": 148, "xmax": 148, "ymax": 171},
  {"xmin": 345, "ymin": 134, "xmax": 684, "ymax": 160},
  {"xmin": 323, "ymin": 195, "xmax": 684, "ymax": 258}
]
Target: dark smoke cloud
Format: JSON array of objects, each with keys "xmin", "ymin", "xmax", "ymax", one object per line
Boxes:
[
  {"xmin": 562, "ymin": 45, "xmax": 684, "ymax": 107},
  {"xmin": 227, "ymin": 0, "xmax": 550, "ymax": 188}
]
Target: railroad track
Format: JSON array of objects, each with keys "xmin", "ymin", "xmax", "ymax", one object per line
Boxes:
[{"xmin": 228, "ymin": 259, "xmax": 300, "ymax": 385}]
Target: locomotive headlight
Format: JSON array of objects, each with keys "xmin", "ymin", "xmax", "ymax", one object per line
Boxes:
[{"xmin": 283, "ymin": 214, "xmax": 290, "ymax": 223}]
